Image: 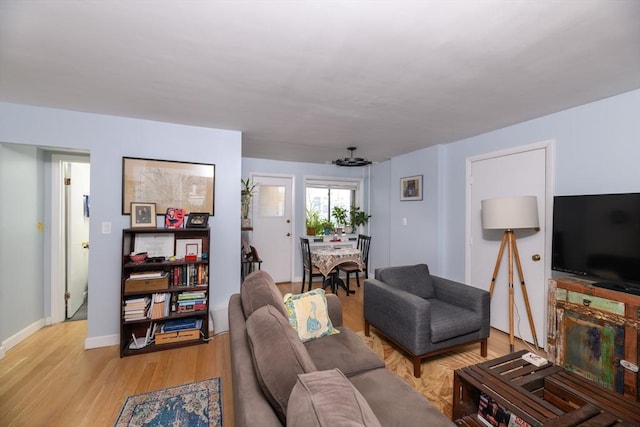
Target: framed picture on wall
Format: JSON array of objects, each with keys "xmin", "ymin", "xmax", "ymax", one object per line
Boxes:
[
  {"xmin": 400, "ymin": 175, "xmax": 423, "ymax": 201},
  {"xmin": 130, "ymin": 202, "xmax": 157, "ymax": 228},
  {"xmin": 122, "ymin": 157, "xmax": 215, "ymax": 215}
]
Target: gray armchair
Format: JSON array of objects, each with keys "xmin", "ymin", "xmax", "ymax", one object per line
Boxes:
[{"xmin": 364, "ymin": 264, "xmax": 490, "ymax": 378}]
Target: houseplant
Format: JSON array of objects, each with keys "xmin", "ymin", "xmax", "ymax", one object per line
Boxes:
[
  {"xmin": 241, "ymin": 178, "xmax": 257, "ymax": 227},
  {"xmin": 331, "ymin": 206, "xmax": 349, "ymax": 233},
  {"xmin": 349, "ymin": 205, "xmax": 371, "ymax": 232},
  {"xmin": 305, "ymin": 209, "xmax": 321, "ymax": 236}
]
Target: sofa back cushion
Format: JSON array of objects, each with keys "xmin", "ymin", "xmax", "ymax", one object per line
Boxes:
[
  {"xmin": 241, "ymin": 270, "xmax": 287, "ymax": 319},
  {"xmin": 376, "ymin": 264, "xmax": 435, "ymax": 299},
  {"xmin": 246, "ymin": 304, "xmax": 317, "ymax": 423},
  {"xmin": 287, "ymin": 369, "xmax": 382, "ymax": 427}
]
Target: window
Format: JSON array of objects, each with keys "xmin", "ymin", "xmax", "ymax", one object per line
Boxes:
[{"xmin": 305, "ymin": 178, "xmax": 361, "ymax": 224}]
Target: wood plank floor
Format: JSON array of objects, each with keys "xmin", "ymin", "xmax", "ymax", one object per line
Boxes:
[{"xmin": 0, "ymin": 279, "xmax": 537, "ymax": 427}]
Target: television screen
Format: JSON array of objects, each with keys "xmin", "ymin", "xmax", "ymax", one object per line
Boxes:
[{"xmin": 552, "ymin": 193, "xmax": 640, "ymax": 291}]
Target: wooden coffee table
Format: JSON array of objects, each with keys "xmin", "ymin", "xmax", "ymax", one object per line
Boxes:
[{"xmin": 452, "ymin": 350, "xmax": 640, "ymax": 426}]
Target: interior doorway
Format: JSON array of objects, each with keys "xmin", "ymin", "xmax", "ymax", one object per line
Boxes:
[
  {"xmin": 250, "ymin": 174, "xmax": 294, "ymax": 283},
  {"xmin": 51, "ymin": 154, "xmax": 90, "ymax": 324}
]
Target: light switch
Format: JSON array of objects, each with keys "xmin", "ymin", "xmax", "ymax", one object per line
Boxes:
[
  {"xmin": 102, "ymin": 221, "xmax": 112, "ymax": 234},
  {"xmin": 402, "ymin": 217, "xmax": 407, "ymax": 226}
]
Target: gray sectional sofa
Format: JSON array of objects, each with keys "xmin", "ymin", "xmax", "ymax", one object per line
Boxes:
[{"xmin": 228, "ymin": 270, "xmax": 455, "ymax": 426}]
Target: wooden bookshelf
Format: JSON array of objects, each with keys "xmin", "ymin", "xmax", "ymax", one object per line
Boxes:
[{"xmin": 120, "ymin": 227, "xmax": 211, "ymax": 357}]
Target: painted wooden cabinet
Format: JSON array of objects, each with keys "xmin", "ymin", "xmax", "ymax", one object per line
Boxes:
[{"xmin": 547, "ymin": 277, "xmax": 639, "ymax": 401}]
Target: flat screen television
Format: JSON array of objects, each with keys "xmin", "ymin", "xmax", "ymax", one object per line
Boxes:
[{"xmin": 552, "ymin": 192, "xmax": 640, "ymax": 295}]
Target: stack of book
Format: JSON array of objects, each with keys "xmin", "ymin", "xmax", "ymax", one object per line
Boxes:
[
  {"xmin": 123, "ymin": 297, "xmax": 150, "ymax": 321},
  {"xmin": 176, "ymin": 291, "xmax": 207, "ymax": 313}
]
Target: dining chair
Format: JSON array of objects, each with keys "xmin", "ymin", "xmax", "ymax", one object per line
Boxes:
[
  {"xmin": 299, "ymin": 237, "xmax": 336, "ymax": 293},
  {"xmin": 338, "ymin": 234, "xmax": 371, "ymax": 291}
]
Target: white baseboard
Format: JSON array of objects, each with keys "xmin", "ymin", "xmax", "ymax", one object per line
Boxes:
[
  {"xmin": 211, "ymin": 307, "xmax": 228, "ymax": 333},
  {"xmin": 2, "ymin": 318, "xmax": 46, "ymax": 357},
  {"xmin": 84, "ymin": 334, "xmax": 119, "ymax": 350},
  {"xmin": 0, "ymin": 344, "xmax": 6, "ymax": 360}
]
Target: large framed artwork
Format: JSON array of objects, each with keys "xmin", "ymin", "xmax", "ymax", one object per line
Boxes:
[
  {"xmin": 122, "ymin": 157, "xmax": 215, "ymax": 215},
  {"xmin": 400, "ymin": 175, "xmax": 423, "ymax": 201}
]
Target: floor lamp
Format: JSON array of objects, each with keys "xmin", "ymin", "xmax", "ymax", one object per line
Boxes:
[{"xmin": 481, "ymin": 196, "xmax": 540, "ymax": 353}]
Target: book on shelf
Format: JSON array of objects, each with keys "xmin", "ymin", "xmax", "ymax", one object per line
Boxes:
[
  {"xmin": 161, "ymin": 317, "xmax": 202, "ymax": 332},
  {"xmin": 128, "ymin": 271, "xmax": 166, "ymax": 280},
  {"xmin": 477, "ymin": 393, "xmax": 530, "ymax": 427}
]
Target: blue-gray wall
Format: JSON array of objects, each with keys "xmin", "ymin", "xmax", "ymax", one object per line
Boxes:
[
  {"xmin": 1, "ymin": 88, "xmax": 638, "ymax": 352},
  {"xmin": 0, "ymin": 102, "xmax": 241, "ymax": 350}
]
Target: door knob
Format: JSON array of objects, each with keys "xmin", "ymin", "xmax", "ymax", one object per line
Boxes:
[
  {"xmin": 286, "ymin": 233, "xmax": 291, "ymax": 237},
  {"xmin": 532, "ymin": 254, "xmax": 541, "ymax": 261}
]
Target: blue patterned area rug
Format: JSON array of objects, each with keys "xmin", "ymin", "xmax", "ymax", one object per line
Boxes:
[{"xmin": 114, "ymin": 378, "xmax": 223, "ymax": 427}]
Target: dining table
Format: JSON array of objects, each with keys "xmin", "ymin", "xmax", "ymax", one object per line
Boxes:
[{"xmin": 310, "ymin": 246, "xmax": 363, "ymax": 295}]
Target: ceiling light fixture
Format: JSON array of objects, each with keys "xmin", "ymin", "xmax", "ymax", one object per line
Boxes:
[{"xmin": 333, "ymin": 147, "xmax": 372, "ymax": 167}]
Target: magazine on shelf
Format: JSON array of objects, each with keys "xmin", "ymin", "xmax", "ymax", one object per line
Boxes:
[{"xmin": 477, "ymin": 393, "xmax": 530, "ymax": 427}]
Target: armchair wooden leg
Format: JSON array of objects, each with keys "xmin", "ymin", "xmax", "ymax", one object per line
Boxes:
[
  {"xmin": 480, "ymin": 339, "xmax": 488, "ymax": 357},
  {"xmin": 364, "ymin": 320, "xmax": 370, "ymax": 337},
  {"xmin": 413, "ymin": 357, "xmax": 422, "ymax": 378}
]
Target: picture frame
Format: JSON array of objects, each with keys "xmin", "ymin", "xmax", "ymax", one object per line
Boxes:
[
  {"xmin": 122, "ymin": 157, "xmax": 215, "ymax": 215},
  {"xmin": 165, "ymin": 207, "xmax": 185, "ymax": 228},
  {"xmin": 186, "ymin": 212, "xmax": 210, "ymax": 228},
  {"xmin": 400, "ymin": 175, "xmax": 423, "ymax": 201},
  {"xmin": 130, "ymin": 202, "xmax": 157, "ymax": 228}
]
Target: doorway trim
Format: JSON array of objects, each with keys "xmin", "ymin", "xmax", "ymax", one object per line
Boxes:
[
  {"xmin": 464, "ymin": 140, "xmax": 555, "ymax": 285},
  {"xmin": 50, "ymin": 153, "xmax": 90, "ymax": 325}
]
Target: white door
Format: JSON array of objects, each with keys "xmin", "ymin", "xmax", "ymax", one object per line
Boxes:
[
  {"xmin": 65, "ymin": 161, "xmax": 90, "ymax": 318},
  {"xmin": 251, "ymin": 175, "xmax": 293, "ymax": 283},
  {"xmin": 466, "ymin": 142, "xmax": 553, "ymax": 347}
]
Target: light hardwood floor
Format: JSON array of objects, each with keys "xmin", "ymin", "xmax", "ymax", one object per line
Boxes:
[{"xmin": 0, "ymin": 279, "xmax": 535, "ymax": 427}]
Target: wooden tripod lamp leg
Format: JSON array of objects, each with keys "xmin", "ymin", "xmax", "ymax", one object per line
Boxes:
[
  {"xmin": 511, "ymin": 235, "xmax": 540, "ymax": 349},
  {"xmin": 489, "ymin": 232, "xmax": 509, "ymax": 297},
  {"xmin": 507, "ymin": 230, "xmax": 515, "ymax": 353}
]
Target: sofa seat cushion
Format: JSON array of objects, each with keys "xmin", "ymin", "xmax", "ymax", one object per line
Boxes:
[
  {"xmin": 287, "ymin": 369, "xmax": 382, "ymax": 426},
  {"xmin": 246, "ymin": 304, "xmax": 317, "ymax": 423},
  {"xmin": 241, "ymin": 270, "xmax": 287, "ymax": 319},
  {"xmin": 349, "ymin": 368, "xmax": 455, "ymax": 427},
  {"xmin": 304, "ymin": 327, "xmax": 385, "ymax": 377},
  {"xmin": 429, "ymin": 299, "xmax": 481, "ymax": 343},
  {"xmin": 376, "ymin": 264, "xmax": 435, "ymax": 299}
]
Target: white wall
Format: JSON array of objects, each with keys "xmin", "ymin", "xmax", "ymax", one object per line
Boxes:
[{"xmin": 0, "ymin": 102, "xmax": 242, "ymax": 349}]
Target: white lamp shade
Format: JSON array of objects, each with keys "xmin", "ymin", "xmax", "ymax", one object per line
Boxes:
[{"xmin": 481, "ymin": 196, "xmax": 539, "ymax": 230}]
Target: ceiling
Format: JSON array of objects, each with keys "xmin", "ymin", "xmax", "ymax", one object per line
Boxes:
[{"xmin": 1, "ymin": 1, "xmax": 639, "ymax": 164}]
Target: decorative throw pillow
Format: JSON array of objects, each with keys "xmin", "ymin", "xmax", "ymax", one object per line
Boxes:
[
  {"xmin": 283, "ymin": 289, "xmax": 340, "ymax": 342},
  {"xmin": 287, "ymin": 369, "xmax": 382, "ymax": 426},
  {"xmin": 246, "ymin": 305, "xmax": 317, "ymax": 423}
]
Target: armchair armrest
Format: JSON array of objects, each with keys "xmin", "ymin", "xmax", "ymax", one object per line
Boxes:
[
  {"xmin": 363, "ymin": 278, "xmax": 432, "ymax": 354},
  {"xmin": 325, "ymin": 293, "xmax": 343, "ymax": 327}
]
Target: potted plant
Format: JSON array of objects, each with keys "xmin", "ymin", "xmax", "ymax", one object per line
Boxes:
[
  {"xmin": 349, "ymin": 205, "xmax": 371, "ymax": 233},
  {"xmin": 319, "ymin": 218, "xmax": 334, "ymax": 235},
  {"xmin": 241, "ymin": 178, "xmax": 257, "ymax": 227},
  {"xmin": 305, "ymin": 209, "xmax": 321, "ymax": 236},
  {"xmin": 331, "ymin": 206, "xmax": 349, "ymax": 233}
]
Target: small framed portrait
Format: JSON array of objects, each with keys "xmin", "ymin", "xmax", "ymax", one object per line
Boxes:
[
  {"xmin": 400, "ymin": 175, "xmax": 423, "ymax": 201},
  {"xmin": 131, "ymin": 202, "xmax": 157, "ymax": 228},
  {"xmin": 165, "ymin": 207, "xmax": 185, "ymax": 228},
  {"xmin": 186, "ymin": 212, "xmax": 210, "ymax": 228}
]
